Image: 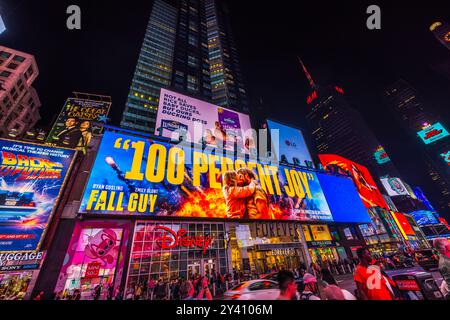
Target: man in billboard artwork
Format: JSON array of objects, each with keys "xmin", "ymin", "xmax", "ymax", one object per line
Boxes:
[
  {"xmin": 222, "ymin": 171, "xmax": 257, "ymax": 219},
  {"xmin": 53, "ymin": 117, "xmax": 83, "ymax": 148},
  {"xmin": 78, "ymin": 120, "xmax": 93, "ymax": 148},
  {"xmin": 237, "ymin": 168, "xmax": 271, "ymax": 220}
]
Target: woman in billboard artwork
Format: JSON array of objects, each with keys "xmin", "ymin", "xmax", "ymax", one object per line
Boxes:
[
  {"xmin": 237, "ymin": 168, "xmax": 272, "ymax": 220},
  {"xmin": 78, "ymin": 120, "xmax": 92, "ymax": 148},
  {"xmin": 222, "ymin": 171, "xmax": 257, "ymax": 219}
]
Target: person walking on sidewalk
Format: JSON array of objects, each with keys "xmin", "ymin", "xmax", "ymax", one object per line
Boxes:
[
  {"xmin": 354, "ymin": 248, "xmax": 397, "ymax": 300},
  {"xmin": 277, "ymin": 270, "xmax": 297, "ymax": 300},
  {"xmin": 433, "ymin": 238, "xmax": 450, "ymax": 299}
]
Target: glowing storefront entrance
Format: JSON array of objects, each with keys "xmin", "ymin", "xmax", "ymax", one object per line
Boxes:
[
  {"xmin": 125, "ymin": 221, "xmax": 228, "ymax": 292},
  {"xmin": 229, "ymin": 222, "xmax": 308, "ymax": 275},
  {"xmin": 303, "ymin": 224, "xmax": 342, "ymax": 264}
]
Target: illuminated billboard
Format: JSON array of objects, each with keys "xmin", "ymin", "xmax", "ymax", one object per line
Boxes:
[
  {"xmin": 155, "ymin": 89, "xmax": 253, "ymax": 154},
  {"xmin": 440, "ymin": 151, "xmax": 450, "ymax": 166},
  {"xmin": 381, "ymin": 177, "xmax": 410, "ymax": 197},
  {"xmin": 374, "ymin": 146, "xmax": 390, "ymax": 165},
  {"xmin": 410, "ymin": 210, "xmax": 440, "ymax": 226},
  {"xmin": 80, "ymin": 131, "xmax": 333, "ymax": 222},
  {"xmin": 0, "ymin": 139, "xmax": 75, "ymax": 251},
  {"xmin": 413, "ymin": 187, "xmax": 435, "ymax": 211},
  {"xmin": 47, "ymin": 98, "xmax": 111, "ymax": 149},
  {"xmin": 318, "ymin": 154, "xmax": 389, "ymax": 209},
  {"xmin": 317, "ymin": 173, "xmax": 371, "ymax": 223},
  {"xmin": 54, "ymin": 220, "xmax": 129, "ymax": 299},
  {"xmin": 0, "ymin": 15, "xmax": 5, "ymax": 34},
  {"xmin": 266, "ymin": 120, "xmax": 314, "ymax": 168},
  {"xmin": 417, "ymin": 122, "xmax": 449, "ymax": 145},
  {"xmin": 391, "ymin": 212, "xmax": 416, "ymax": 239}
]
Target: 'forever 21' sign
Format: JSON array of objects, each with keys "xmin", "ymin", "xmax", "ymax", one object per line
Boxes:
[{"xmin": 251, "ymin": 222, "xmax": 300, "ymax": 238}]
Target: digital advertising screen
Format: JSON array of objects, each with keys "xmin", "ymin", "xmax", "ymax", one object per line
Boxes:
[
  {"xmin": 413, "ymin": 187, "xmax": 435, "ymax": 212},
  {"xmin": 155, "ymin": 89, "xmax": 253, "ymax": 154},
  {"xmin": 417, "ymin": 122, "xmax": 449, "ymax": 145},
  {"xmin": 46, "ymin": 98, "xmax": 111, "ymax": 149},
  {"xmin": 373, "ymin": 146, "xmax": 391, "ymax": 165},
  {"xmin": 266, "ymin": 120, "xmax": 314, "ymax": 168},
  {"xmin": 317, "ymin": 173, "xmax": 371, "ymax": 223},
  {"xmin": 359, "ymin": 224, "xmax": 376, "ymax": 237},
  {"xmin": 409, "ymin": 210, "xmax": 440, "ymax": 226},
  {"xmin": 0, "ymin": 139, "xmax": 76, "ymax": 251},
  {"xmin": 391, "ymin": 212, "xmax": 416, "ymax": 238},
  {"xmin": 80, "ymin": 131, "xmax": 333, "ymax": 222},
  {"xmin": 380, "ymin": 177, "xmax": 410, "ymax": 197},
  {"xmin": 54, "ymin": 220, "xmax": 130, "ymax": 299},
  {"xmin": 318, "ymin": 154, "xmax": 389, "ymax": 210}
]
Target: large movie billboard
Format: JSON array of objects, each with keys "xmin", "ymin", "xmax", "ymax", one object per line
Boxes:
[
  {"xmin": 318, "ymin": 154, "xmax": 388, "ymax": 210},
  {"xmin": 80, "ymin": 131, "xmax": 333, "ymax": 222},
  {"xmin": 46, "ymin": 98, "xmax": 111, "ymax": 149},
  {"xmin": 266, "ymin": 120, "xmax": 314, "ymax": 168},
  {"xmin": 155, "ymin": 89, "xmax": 253, "ymax": 154},
  {"xmin": 0, "ymin": 139, "xmax": 75, "ymax": 251}
]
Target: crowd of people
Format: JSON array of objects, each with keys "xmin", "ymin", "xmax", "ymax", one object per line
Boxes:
[{"xmin": 29, "ymin": 238, "xmax": 449, "ymax": 301}]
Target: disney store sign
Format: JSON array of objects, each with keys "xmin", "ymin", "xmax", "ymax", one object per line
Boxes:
[{"xmin": 154, "ymin": 226, "xmax": 214, "ymax": 254}]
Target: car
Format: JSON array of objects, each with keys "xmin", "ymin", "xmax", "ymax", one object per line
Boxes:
[
  {"xmin": 414, "ymin": 249, "xmax": 439, "ymax": 271},
  {"xmin": 0, "ymin": 190, "xmax": 37, "ymax": 224},
  {"xmin": 222, "ymin": 279, "xmax": 280, "ymax": 300}
]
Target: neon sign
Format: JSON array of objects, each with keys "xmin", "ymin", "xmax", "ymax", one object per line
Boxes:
[
  {"xmin": 335, "ymin": 86, "xmax": 344, "ymax": 94},
  {"xmin": 154, "ymin": 226, "xmax": 214, "ymax": 254},
  {"xmin": 306, "ymin": 91, "xmax": 317, "ymax": 105},
  {"xmin": 417, "ymin": 122, "xmax": 449, "ymax": 145},
  {"xmin": 374, "ymin": 146, "xmax": 390, "ymax": 165}
]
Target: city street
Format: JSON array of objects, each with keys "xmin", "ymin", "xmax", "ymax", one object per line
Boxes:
[{"xmin": 335, "ymin": 267, "xmax": 444, "ymax": 295}]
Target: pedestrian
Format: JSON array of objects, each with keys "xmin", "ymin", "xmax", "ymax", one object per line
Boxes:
[
  {"xmin": 54, "ymin": 290, "xmax": 63, "ymax": 300},
  {"xmin": 433, "ymin": 238, "xmax": 450, "ymax": 300},
  {"xmin": 179, "ymin": 278, "xmax": 195, "ymax": 300},
  {"xmin": 299, "ymin": 273, "xmax": 321, "ymax": 300},
  {"xmin": 147, "ymin": 278, "xmax": 155, "ymax": 300},
  {"xmin": 154, "ymin": 279, "xmax": 167, "ymax": 300},
  {"xmin": 320, "ymin": 268, "xmax": 356, "ymax": 300},
  {"xmin": 115, "ymin": 288, "xmax": 124, "ymax": 301},
  {"xmin": 93, "ymin": 285, "xmax": 102, "ymax": 300},
  {"xmin": 33, "ymin": 291, "xmax": 44, "ymax": 300},
  {"xmin": 107, "ymin": 283, "xmax": 114, "ymax": 300},
  {"xmin": 197, "ymin": 276, "xmax": 212, "ymax": 300},
  {"xmin": 72, "ymin": 289, "xmax": 81, "ymax": 300},
  {"xmin": 277, "ymin": 270, "xmax": 297, "ymax": 300},
  {"xmin": 354, "ymin": 248, "xmax": 397, "ymax": 300}
]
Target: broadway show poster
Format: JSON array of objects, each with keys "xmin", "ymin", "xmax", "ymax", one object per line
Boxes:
[
  {"xmin": 46, "ymin": 98, "xmax": 111, "ymax": 149},
  {"xmin": 155, "ymin": 89, "xmax": 254, "ymax": 154},
  {"xmin": 0, "ymin": 139, "xmax": 75, "ymax": 251},
  {"xmin": 80, "ymin": 131, "xmax": 333, "ymax": 222},
  {"xmin": 318, "ymin": 154, "xmax": 389, "ymax": 210}
]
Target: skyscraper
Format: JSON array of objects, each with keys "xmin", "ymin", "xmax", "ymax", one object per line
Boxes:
[
  {"xmin": 301, "ymin": 59, "xmax": 399, "ymax": 181},
  {"xmin": 0, "ymin": 46, "xmax": 41, "ymax": 137},
  {"xmin": 120, "ymin": 0, "xmax": 248, "ymax": 133},
  {"xmin": 383, "ymin": 79, "xmax": 450, "ymax": 216}
]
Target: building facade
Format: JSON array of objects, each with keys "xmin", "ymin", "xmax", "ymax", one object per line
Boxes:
[
  {"xmin": 120, "ymin": 0, "xmax": 248, "ymax": 134},
  {"xmin": 0, "ymin": 46, "xmax": 41, "ymax": 137},
  {"xmin": 383, "ymin": 79, "xmax": 450, "ymax": 217}
]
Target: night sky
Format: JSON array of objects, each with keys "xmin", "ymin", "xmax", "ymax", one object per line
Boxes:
[{"xmin": 1, "ymin": 0, "xmax": 450, "ymax": 211}]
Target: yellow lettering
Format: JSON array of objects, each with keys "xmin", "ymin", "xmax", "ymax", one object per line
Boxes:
[
  {"xmin": 86, "ymin": 190, "xmax": 99, "ymax": 211},
  {"xmin": 93, "ymin": 191, "xmax": 107, "ymax": 211},
  {"xmin": 299, "ymin": 172, "xmax": 312, "ymax": 199},
  {"xmin": 208, "ymin": 154, "xmax": 221, "ymax": 189},
  {"xmin": 283, "ymin": 168, "xmax": 296, "ymax": 197},
  {"xmin": 167, "ymin": 148, "xmax": 185, "ymax": 185},
  {"xmin": 128, "ymin": 193, "xmax": 138, "ymax": 212},
  {"xmin": 193, "ymin": 151, "xmax": 208, "ymax": 187},
  {"xmin": 107, "ymin": 191, "xmax": 116, "ymax": 211},
  {"xmin": 149, "ymin": 195, "xmax": 157, "ymax": 212},
  {"xmin": 146, "ymin": 144, "xmax": 166, "ymax": 183}
]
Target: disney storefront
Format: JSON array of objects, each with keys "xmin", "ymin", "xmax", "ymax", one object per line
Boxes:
[{"xmin": 125, "ymin": 221, "xmax": 229, "ymax": 294}]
